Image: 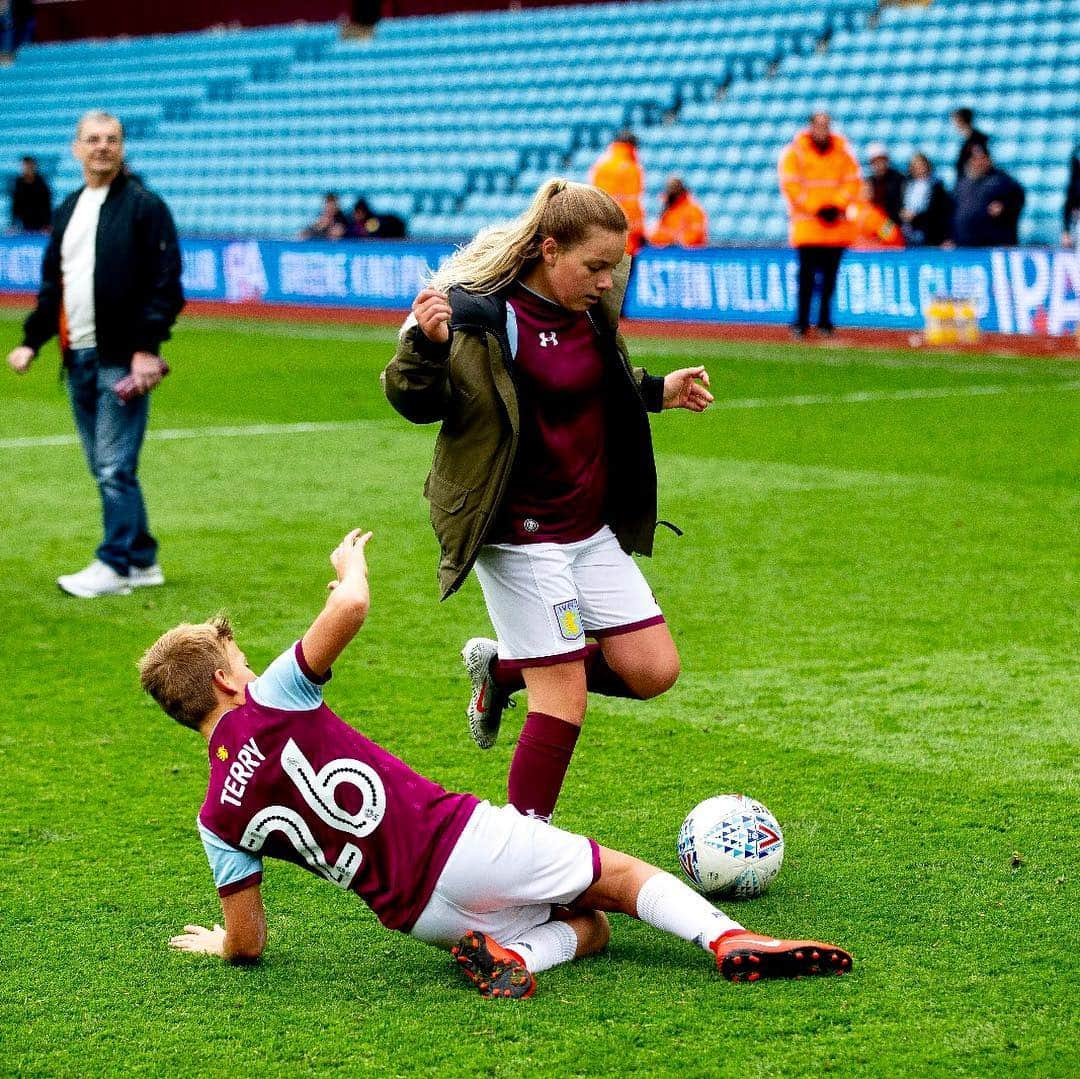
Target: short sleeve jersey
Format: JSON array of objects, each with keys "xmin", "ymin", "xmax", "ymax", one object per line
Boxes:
[
  {"xmin": 197, "ymin": 642, "xmax": 479, "ymax": 933},
  {"xmin": 491, "ymin": 283, "xmax": 609, "ymax": 544}
]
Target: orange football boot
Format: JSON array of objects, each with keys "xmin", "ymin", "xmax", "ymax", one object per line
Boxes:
[
  {"xmin": 711, "ymin": 930, "xmax": 853, "ymax": 983},
  {"xmin": 452, "ymin": 930, "xmax": 536, "ymax": 999}
]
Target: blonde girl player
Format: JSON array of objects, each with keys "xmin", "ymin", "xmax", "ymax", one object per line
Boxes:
[{"xmin": 383, "ymin": 179, "xmax": 713, "ymax": 822}]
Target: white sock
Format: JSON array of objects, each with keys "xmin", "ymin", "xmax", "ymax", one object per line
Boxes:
[
  {"xmin": 635, "ymin": 871, "xmax": 744, "ymax": 952},
  {"xmin": 506, "ymin": 919, "xmax": 579, "ymax": 974}
]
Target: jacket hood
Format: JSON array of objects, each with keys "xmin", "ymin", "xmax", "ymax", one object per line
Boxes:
[
  {"xmin": 449, "ymin": 253, "xmax": 631, "ymax": 335},
  {"xmin": 600, "ymin": 253, "xmax": 631, "ymax": 329},
  {"xmin": 796, "ymin": 129, "xmax": 858, "ymax": 158}
]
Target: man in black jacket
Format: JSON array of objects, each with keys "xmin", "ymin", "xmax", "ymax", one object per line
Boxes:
[
  {"xmin": 6, "ymin": 111, "xmax": 184, "ymax": 598},
  {"xmin": 1063, "ymin": 145, "xmax": 1080, "ymax": 248},
  {"xmin": 951, "ymin": 107, "xmax": 990, "ymax": 180},
  {"xmin": 952, "ymin": 144, "xmax": 1025, "ymax": 247},
  {"xmin": 866, "ymin": 143, "xmax": 904, "ymax": 226}
]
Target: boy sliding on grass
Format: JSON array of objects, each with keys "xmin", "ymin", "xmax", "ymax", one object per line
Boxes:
[{"xmin": 139, "ymin": 529, "xmax": 851, "ymax": 998}]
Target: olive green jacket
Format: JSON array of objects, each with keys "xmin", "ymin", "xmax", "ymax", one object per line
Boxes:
[{"xmin": 381, "ymin": 257, "xmax": 665, "ymax": 599}]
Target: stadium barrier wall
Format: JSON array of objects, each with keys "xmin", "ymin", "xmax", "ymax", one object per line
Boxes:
[{"xmin": 1, "ymin": 236, "xmax": 1078, "ymax": 337}]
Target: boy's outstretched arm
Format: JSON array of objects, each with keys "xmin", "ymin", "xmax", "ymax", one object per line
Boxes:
[
  {"xmin": 301, "ymin": 528, "xmax": 374, "ymax": 677},
  {"xmin": 170, "ymin": 884, "xmax": 266, "ymax": 964}
]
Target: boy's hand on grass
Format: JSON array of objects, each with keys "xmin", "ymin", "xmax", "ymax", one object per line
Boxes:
[{"xmin": 170, "ymin": 923, "xmax": 226, "ymax": 956}]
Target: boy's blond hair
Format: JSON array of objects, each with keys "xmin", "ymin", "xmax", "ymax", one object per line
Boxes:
[{"xmin": 139, "ymin": 616, "xmax": 235, "ymax": 730}]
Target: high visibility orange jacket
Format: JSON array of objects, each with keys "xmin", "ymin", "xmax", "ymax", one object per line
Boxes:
[
  {"xmin": 649, "ymin": 193, "xmax": 709, "ymax": 248},
  {"xmin": 847, "ymin": 200, "xmax": 905, "ymax": 249},
  {"xmin": 589, "ymin": 140, "xmax": 646, "ymax": 254},
  {"xmin": 778, "ymin": 131, "xmax": 862, "ymax": 247}
]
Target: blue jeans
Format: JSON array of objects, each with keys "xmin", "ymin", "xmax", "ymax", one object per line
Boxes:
[{"xmin": 65, "ymin": 348, "xmax": 157, "ymax": 574}]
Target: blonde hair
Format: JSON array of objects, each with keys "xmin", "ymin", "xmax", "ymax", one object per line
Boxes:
[
  {"xmin": 429, "ymin": 178, "xmax": 627, "ymax": 295},
  {"xmin": 138, "ymin": 615, "xmax": 235, "ymax": 730}
]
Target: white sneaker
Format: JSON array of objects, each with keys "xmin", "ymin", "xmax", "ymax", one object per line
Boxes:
[
  {"xmin": 129, "ymin": 563, "xmax": 165, "ymax": 588},
  {"xmin": 57, "ymin": 560, "xmax": 133, "ymax": 598}
]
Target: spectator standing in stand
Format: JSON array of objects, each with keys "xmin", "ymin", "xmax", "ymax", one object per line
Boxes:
[
  {"xmin": 900, "ymin": 152, "xmax": 953, "ymax": 247},
  {"xmin": 866, "ymin": 142, "xmax": 904, "ymax": 226},
  {"xmin": 952, "ymin": 143, "xmax": 1024, "ymax": 247},
  {"xmin": 1062, "ymin": 144, "xmax": 1080, "ymax": 247},
  {"xmin": 0, "ymin": 0, "xmax": 12, "ymax": 64},
  {"xmin": 648, "ymin": 177, "xmax": 709, "ymax": 248},
  {"xmin": 2, "ymin": 0, "xmax": 35, "ymax": 61},
  {"xmin": 952, "ymin": 107, "xmax": 990, "ymax": 180},
  {"xmin": 11, "ymin": 155, "xmax": 52, "ymax": 232},
  {"xmin": 778, "ymin": 111, "xmax": 862, "ymax": 337},
  {"xmin": 589, "ymin": 130, "xmax": 646, "ymax": 255},
  {"xmin": 12, "ymin": 0, "xmax": 34, "ymax": 49}
]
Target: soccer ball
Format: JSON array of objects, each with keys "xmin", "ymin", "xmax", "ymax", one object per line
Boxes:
[{"xmin": 677, "ymin": 794, "xmax": 785, "ymax": 899}]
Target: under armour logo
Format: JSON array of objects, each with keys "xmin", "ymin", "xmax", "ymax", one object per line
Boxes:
[{"xmin": 538, "ymin": 331, "xmax": 559, "ymax": 347}]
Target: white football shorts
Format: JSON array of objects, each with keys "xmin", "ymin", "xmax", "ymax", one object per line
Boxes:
[
  {"xmin": 473, "ymin": 525, "xmax": 665, "ymax": 668},
  {"xmin": 409, "ymin": 801, "xmax": 600, "ymax": 947}
]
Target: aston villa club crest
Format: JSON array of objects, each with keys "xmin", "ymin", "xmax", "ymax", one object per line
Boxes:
[{"xmin": 553, "ymin": 599, "xmax": 583, "ymax": 641}]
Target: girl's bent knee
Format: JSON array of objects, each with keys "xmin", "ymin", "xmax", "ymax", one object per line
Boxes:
[{"xmin": 638, "ymin": 657, "xmax": 680, "ymax": 698}]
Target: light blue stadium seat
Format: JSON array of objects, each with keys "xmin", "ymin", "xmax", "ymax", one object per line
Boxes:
[{"xmin": 2, "ymin": 0, "xmax": 1068, "ymax": 244}]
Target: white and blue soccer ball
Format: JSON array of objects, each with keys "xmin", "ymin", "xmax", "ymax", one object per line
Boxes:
[{"xmin": 677, "ymin": 794, "xmax": 785, "ymax": 899}]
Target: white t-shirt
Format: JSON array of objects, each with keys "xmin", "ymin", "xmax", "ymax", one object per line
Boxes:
[{"xmin": 61, "ymin": 184, "xmax": 110, "ymax": 350}]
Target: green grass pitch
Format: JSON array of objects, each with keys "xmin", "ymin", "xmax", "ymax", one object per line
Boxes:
[{"xmin": 1, "ymin": 308, "xmax": 1077, "ymax": 1076}]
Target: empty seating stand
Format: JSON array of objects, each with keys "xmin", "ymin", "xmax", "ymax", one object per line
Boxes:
[{"xmin": 0, "ymin": 0, "xmax": 1073, "ymax": 244}]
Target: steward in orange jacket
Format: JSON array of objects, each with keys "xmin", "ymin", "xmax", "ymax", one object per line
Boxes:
[
  {"xmin": 778, "ymin": 120, "xmax": 862, "ymax": 247},
  {"xmin": 589, "ymin": 131, "xmax": 646, "ymax": 255},
  {"xmin": 649, "ymin": 178, "xmax": 709, "ymax": 248},
  {"xmin": 778, "ymin": 113, "xmax": 862, "ymax": 335}
]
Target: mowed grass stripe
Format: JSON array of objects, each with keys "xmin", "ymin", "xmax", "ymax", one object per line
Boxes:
[
  {"xmin": 5, "ymin": 305, "xmax": 1070, "ymax": 378},
  {"xmin": 3, "ymin": 378, "xmax": 1077, "ymax": 450},
  {"xmin": 658, "ymin": 656, "xmax": 1080, "ymax": 787}
]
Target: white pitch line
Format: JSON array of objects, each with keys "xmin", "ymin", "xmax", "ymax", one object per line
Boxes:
[
  {"xmin": 2, "ymin": 381, "xmax": 1078, "ymax": 450},
  {"xmin": 713, "ymin": 379, "xmax": 1080, "ymax": 410},
  {"xmin": 0, "ymin": 308, "xmax": 1074, "ymax": 376},
  {"xmin": 631, "ymin": 338, "xmax": 1071, "ymax": 377},
  {"xmin": 0, "ymin": 419, "xmax": 370, "ymax": 451},
  {"xmin": 180, "ymin": 318, "xmax": 399, "ymax": 343}
]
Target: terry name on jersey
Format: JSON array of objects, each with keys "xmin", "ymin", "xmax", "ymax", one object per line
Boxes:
[{"xmin": 218, "ymin": 737, "xmax": 266, "ymax": 807}]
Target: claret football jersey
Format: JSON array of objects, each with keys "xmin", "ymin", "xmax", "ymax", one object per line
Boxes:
[
  {"xmin": 197, "ymin": 642, "xmax": 479, "ymax": 933},
  {"xmin": 492, "ymin": 283, "xmax": 609, "ymax": 544}
]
